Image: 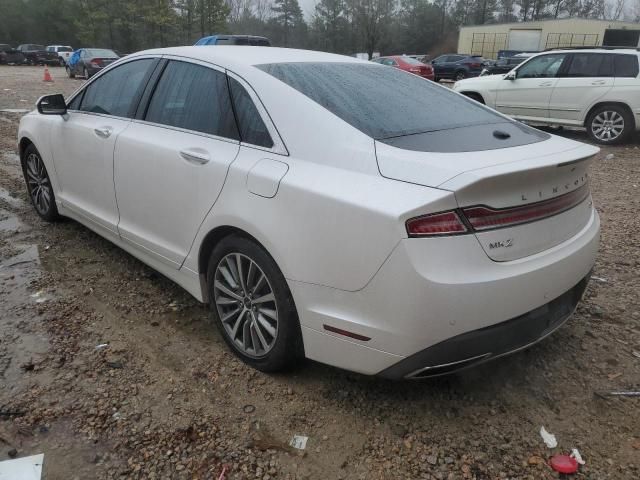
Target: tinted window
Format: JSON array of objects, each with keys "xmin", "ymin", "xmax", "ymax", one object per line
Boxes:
[
  {"xmin": 67, "ymin": 92, "xmax": 83, "ymax": 110},
  {"xmin": 566, "ymin": 53, "xmax": 613, "ymax": 77},
  {"xmin": 258, "ymin": 62, "xmax": 507, "ymax": 139},
  {"xmin": 235, "ymin": 37, "xmax": 249, "ymax": 45},
  {"xmin": 517, "ymin": 54, "xmax": 565, "ymax": 78},
  {"xmin": 228, "ymin": 77, "xmax": 273, "ymax": 148},
  {"xmin": 85, "ymin": 49, "xmax": 118, "ymax": 58},
  {"xmin": 614, "ymin": 54, "xmax": 639, "ymax": 77},
  {"xmin": 145, "ymin": 61, "xmax": 239, "ymax": 139},
  {"xmin": 80, "ymin": 59, "xmax": 155, "ymax": 117},
  {"xmin": 403, "ymin": 57, "xmax": 424, "ymax": 65},
  {"xmin": 251, "ymin": 38, "xmax": 270, "ymax": 46},
  {"xmin": 215, "ymin": 38, "xmax": 233, "ymax": 45}
]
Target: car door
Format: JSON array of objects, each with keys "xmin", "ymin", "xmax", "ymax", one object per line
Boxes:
[
  {"xmin": 49, "ymin": 58, "xmax": 159, "ymax": 233},
  {"xmin": 495, "ymin": 53, "xmax": 568, "ymax": 120},
  {"xmin": 548, "ymin": 53, "xmax": 615, "ymax": 123},
  {"xmin": 113, "ymin": 58, "xmax": 241, "ymax": 268}
]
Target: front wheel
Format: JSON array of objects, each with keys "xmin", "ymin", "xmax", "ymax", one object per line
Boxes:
[
  {"xmin": 207, "ymin": 235, "xmax": 303, "ymax": 372},
  {"xmin": 83, "ymin": 67, "xmax": 89, "ymax": 79},
  {"xmin": 586, "ymin": 105, "xmax": 633, "ymax": 145},
  {"xmin": 455, "ymin": 70, "xmax": 466, "ymax": 81},
  {"xmin": 22, "ymin": 144, "xmax": 60, "ymax": 222},
  {"xmin": 59, "ymin": 58, "xmax": 65, "ymax": 67},
  {"xmin": 66, "ymin": 66, "xmax": 75, "ymax": 78}
]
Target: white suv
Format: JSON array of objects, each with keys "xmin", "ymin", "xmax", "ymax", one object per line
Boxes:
[
  {"xmin": 453, "ymin": 48, "xmax": 640, "ymax": 144},
  {"xmin": 46, "ymin": 45, "xmax": 73, "ymax": 67}
]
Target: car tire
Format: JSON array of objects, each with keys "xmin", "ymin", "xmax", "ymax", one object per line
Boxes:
[
  {"xmin": 586, "ymin": 104, "xmax": 633, "ymax": 145},
  {"xmin": 66, "ymin": 66, "xmax": 75, "ymax": 78},
  {"xmin": 83, "ymin": 67, "xmax": 89, "ymax": 79},
  {"xmin": 59, "ymin": 58, "xmax": 65, "ymax": 67},
  {"xmin": 207, "ymin": 234, "xmax": 304, "ymax": 372},
  {"xmin": 21, "ymin": 144, "xmax": 60, "ymax": 222},
  {"xmin": 455, "ymin": 70, "xmax": 466, "ymax": 81}
]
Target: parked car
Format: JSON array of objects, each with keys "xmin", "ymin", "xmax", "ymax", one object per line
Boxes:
[
  {"xmin": 407, "ymin": 54, "xmax": 431, "ymax": 64},
  {"xmin": 66, "ymin": 48, "xmax": 119, "ymax": 78},
  {"xmin": 497, "ymin": 49, "xmax": 536, "ymax": 59},
  {"xmin": 46, "ymin": 45, "xmax": 73, "ymax": 66},
  {"xmin": 454, "ymin": 48, "xmax": 640, "ymax": 144},
  {"xmin": 431, "ymin": 54, "xmax": 485, "ymax": 81},
  {"xmin": 19, "ymin": 47, "xmax": 599, "ymax": 379},
  {"xmin": 372, "ymin": 55, "xmax": 434, "ymax": 80},
  {"xmin": 195, "ymin": 35, "xmax": 271, "ymax": 46},
  {"xmin": 480, "ymin": 53, "xmax": 534, "ymax": 76},
  {"xmin": 16, "ymin": 44, "xmax": 58, "ymax": 65},
  {"xmin": 0, "ymin": 44, "xmax": 25, "ymax": 64}
]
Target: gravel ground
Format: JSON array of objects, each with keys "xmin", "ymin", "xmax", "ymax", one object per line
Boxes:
[{"xmin": 1, "ymin": 65, "xmax": 639, "ymax": 480}]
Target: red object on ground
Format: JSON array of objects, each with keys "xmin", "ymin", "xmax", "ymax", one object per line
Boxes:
[
  {"xmin": 550, "ymin": 455, "xmax": 579, "ymax": 474},
  {"xmin": 43, "ymin": 67, "xmax": 53, "ymax": 82}
]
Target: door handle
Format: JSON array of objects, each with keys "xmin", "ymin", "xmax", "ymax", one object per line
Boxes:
[
  {"xmin": 591, "ymin": 80, "xmax": 606, "ymax": 85},
  {"xmin": 179, "ymin": 149, "xmax": 210, "ymax": 165},
  {"xmin": 539, "ymin": 82, "xmax": 553, "ymax": 87},
  {"xmin": 94, "ymin": 126, "xmax": 113, "ymax": 138}
]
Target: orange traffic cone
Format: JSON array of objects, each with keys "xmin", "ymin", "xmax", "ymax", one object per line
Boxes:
[{"xmin": 43, "ymin": 66, "xmax": 53, "ymax": 82}]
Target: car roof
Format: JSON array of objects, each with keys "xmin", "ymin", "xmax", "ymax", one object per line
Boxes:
[
  {"xmin": 129, "ymin": 46, "xmax": 366, "ymax": 68},
  {"xmin": 538, "ymin": 48, "xmax": 639, "ymax": 55}
]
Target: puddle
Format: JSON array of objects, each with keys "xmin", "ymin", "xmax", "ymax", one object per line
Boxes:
[
  {"xmin": 0, "ymin": 209, "xmax": 27, "ymax": 233},
  {"xmin": 2, "ymin": 152, "xmax": 20, "ymax": 164},
  {"xmin": 0, "ymin": 186, "xmax": 24, "ymax": 207}
]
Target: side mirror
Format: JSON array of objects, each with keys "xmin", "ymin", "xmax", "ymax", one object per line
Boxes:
[
  {"xmin": 504, "ymin": 71, "xmax": 516, "ymax": 80},
  {"xmin": 37, "ymin": 94, "xmax": 67, "ymax": 115}
]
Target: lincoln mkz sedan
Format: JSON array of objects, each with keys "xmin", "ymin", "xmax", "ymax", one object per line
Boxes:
[{"xmin": 18, "ymin": 47, "xmax": 600, "ymax": 379}]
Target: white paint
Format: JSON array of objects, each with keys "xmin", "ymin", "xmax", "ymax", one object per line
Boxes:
[{"xmin": 0, "ymin": 454, "xmax": 44, "ymax": 480}]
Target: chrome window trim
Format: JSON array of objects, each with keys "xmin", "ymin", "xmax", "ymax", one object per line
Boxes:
[{"xmin": 130, "ymin": 118, "xmax": 241, "ymax": 146}]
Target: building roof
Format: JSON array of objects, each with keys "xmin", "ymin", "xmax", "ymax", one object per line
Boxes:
[{"xmin": 460, "ymin": 18, "xmax": 640, "ymax": 30}]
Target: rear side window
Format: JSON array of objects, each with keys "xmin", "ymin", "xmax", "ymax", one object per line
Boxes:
[
  {"xmin": 215, "ymin": 38, "xmax": 233, "ymax": 45},
  {"xmin": 228, "ymin": 77, "xmax": 273, "ymax": 148},
  {"xmin": 517, "ymin": 54, "xmax": 565, "ymax": 78},
  {"xmin": 566, "ymin": 53, "xmax": 613, "ymax": 77},
  {"xmin": 145, "ymin": 61, "xmax": 239, "ymax": 139},
  {"xmin": 80, "ymin": 59, "xmax": 155, "ymax": 117},
  {"xmin": 258, "ymin": 62, "xmax": 507, "ymax": 140},
  {"xmin": 614, "ymin": 55, "xmax": 639, "ymax": 77}
]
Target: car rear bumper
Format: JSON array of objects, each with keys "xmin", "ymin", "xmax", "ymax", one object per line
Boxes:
[
  {"xmin": 378, "ymin": 273, "xmax": 589, "ymax": 379},
  {"xmin": 292, "ymin": 208, "xmax": 599, "ymax": 377}
]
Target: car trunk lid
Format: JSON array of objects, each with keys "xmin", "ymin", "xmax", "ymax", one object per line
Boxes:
[{"xmin": 376, "ymin": 136, "xmax": 598, "ymax": 261}]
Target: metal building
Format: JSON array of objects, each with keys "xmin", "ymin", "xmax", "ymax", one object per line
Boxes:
[{"xmin": 458, "ymin": 18, "xmax": 640, "ymax": 60}]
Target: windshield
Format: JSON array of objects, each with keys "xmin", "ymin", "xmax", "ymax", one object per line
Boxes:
[
  {"xmin": 86, "ymin": 49, "xmax": 117, "ymax": 57},
  {"xmin": 258, "ymin": 62, "xmax": 506, "ymax": 140}
]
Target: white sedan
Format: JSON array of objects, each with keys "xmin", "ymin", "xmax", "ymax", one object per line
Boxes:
[{"xmin": 18, "ymin": 47, "xmax": 599, "ymax": 379}]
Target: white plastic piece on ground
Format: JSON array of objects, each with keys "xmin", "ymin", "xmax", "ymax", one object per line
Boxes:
[
  {"xmin": 605, "ymin": 153, "xmax": 615, "ymax": 160},
  {"xmin": 95, "ymin": 344, "xmax": 109, "ymax": 350},
  {"xmin": 540, "ymin": 426, "xmax": 558, "ymax": 448},
  {"xmin": 0, "ymin": 453, "xmax": 44, "ymax": 480},
  {"xmin": 289, "ymin": 435, "xmax": 309, "ymax": 450},
  {"xmin": 592, "ymin": 276, "xmax": 607, "ymax": 283},
  {"xmin": 570, "ymin": 448, "xmax": 585, "ymax": 465}
]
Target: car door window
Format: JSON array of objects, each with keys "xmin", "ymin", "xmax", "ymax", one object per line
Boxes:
[
  {"xmin": 145, "ymin": 60, "xmax": 239, "ymax": 140},
  {"xmin": 517, "ymin": 54, "xmax": 565, "ymax": 79},
  {"xmin": 228, "ymin": 77, "xmax": 274, "ymax": 148},
  {"xmin": 79, "ymin": 59, "xmax": 156, "ymax": 117},
  {"xmin": 614, "ymin": 55, "xmax": 639, "ymax": 77},
  {"xmin": 565, "ymin": 53, "xmax": 613, "ymax": 77}
]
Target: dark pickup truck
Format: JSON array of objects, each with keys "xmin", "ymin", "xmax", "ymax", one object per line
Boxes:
[
  {"xmin": 0, "ymin": 44, "xmax": 25, "ymax": 64},
  {"xmin": 16, "ymin": 44, "xmax": 58, "ymax": 65}
]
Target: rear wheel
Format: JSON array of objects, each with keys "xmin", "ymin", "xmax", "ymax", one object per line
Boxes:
[
  {"xmin": 455, "ymin": 70, "xmax": 466, "ymax": 81},
  {"xmin": 586, "ymin": 105, "xmax": 633, "ymax": 145},
  {"xmin": 21, "ymin": 144, "xmax": 60, "ymax": 222},
  {"xmin": 207, "ymin": 235, "xmax": 303, "ymax": 372},
  {"xmin": 58, "ymin": 58, "xmax": 65, "ymax": 67},
  {"xmin": 66, "ymin": 66, "xmax": 75, "ymax": 78},
  {"xmin": 83, "ymin": 67, "xmax": 89, "ymax": 79}
]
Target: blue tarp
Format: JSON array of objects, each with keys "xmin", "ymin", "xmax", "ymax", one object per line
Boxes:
[{"xmin": 68, "ymin": 49, "xmax": 82, "ymax": 67}]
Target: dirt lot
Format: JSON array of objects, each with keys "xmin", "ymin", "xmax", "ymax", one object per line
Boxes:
[{"xmin": 1, "ymin": 65, "xmax": 639, "ymax": 480}]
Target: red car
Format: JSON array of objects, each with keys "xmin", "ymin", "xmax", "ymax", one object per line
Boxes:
[{"xmin": 373, "ymin": 55, "xmax": 434, "ymax": 80}]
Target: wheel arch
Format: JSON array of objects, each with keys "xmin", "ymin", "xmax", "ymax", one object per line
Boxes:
[
  {"xmin": 584, "ymin": 101, "xmax": 635, "ymax": 129},
  {"xmin": 18, "ymin": 136, "xmax": 35, "ymax": 161},
  {"xmin": 196, "ymin": 225, "xmax": 279, "ymax": 303},
  {"xmin": 460, "ymin": 91, "xmax": 485, "ymax": 104}
]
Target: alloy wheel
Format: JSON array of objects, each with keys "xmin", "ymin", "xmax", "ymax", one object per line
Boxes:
[
  {"xmin": 591, "ymin": 111, "xmax": 624, "ymax": 142},
  {"xmin": 213, "ymin": 253, "xmax": 278, "ymax": 358},
  {"xmin": 25, "ymin": 152, "xmax": 52, "ymax": 215}
]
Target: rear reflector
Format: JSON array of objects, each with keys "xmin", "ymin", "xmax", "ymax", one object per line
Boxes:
[
  {"xmin": 323, "ymin": 324, "xmax": 371, "ymax": 341},
  {"xmin": 463, "ymin": 183, "xmax": 590, "ymax": 231},
  {"xmin": 406, "ymin": 211, "xmax": 467, "ymax": 237}
]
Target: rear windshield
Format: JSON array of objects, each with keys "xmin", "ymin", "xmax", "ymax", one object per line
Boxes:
[
  {"xmin": 86, "ymin": 49, "xmax": 117, "ymax": 57},
  {"xmin": 257, "ymin": 62, "xmax": 507, "ymax": 140},
  {"xmin": 58, "ymin": 46, "xmax": 72, "ymax": 52}
]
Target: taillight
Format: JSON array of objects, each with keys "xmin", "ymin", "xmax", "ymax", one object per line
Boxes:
[
  {"xmin": 406, "ymin": 211, "xmax": 468, "ymax": 237},
  {"xmin": 90, "ymin": 58, "xmax": 103, "ymax": 67},
  {"xmin": 406, "ymin": 184, "xmax": 590, "ymax": 237},
  {"xmin": 463, "ymin": 184, "xmax": 589, "ymax": 231}
]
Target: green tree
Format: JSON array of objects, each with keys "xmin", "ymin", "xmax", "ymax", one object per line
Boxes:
[{"xmin": 271, "ymin": 0, "xmax": 305, "ymax": 46}]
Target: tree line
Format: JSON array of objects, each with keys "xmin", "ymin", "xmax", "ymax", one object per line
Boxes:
[{"xmin": 0, "ymin": 0, "xmax": 635, "ymax": 59}]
